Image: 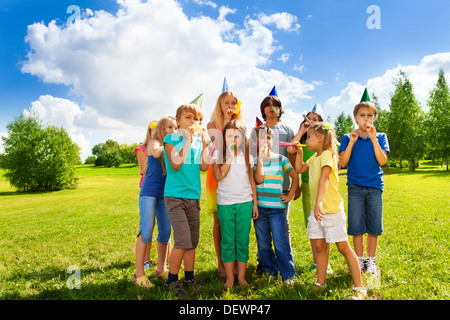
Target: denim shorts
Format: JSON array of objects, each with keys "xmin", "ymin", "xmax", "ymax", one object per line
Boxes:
[
  {"xmin": 347, "ymin": 184, "xmax": 383, "ymax": 236},
  {"xmin": 138, "ymin": 196, "xmax": 172, "ymax": 243}
]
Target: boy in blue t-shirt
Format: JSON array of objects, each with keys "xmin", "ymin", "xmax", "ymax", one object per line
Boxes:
[
  {"xmin": 339, "ymin": 100, "xmax": 389, "ymax": 276},
  {"xmin": 253, "ymin": 126, "xmax": 298, "ymax": 283}
]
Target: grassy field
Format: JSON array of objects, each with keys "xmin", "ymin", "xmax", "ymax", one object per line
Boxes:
[{"xmin": 0, "ymin": 161, "xmax": 448, "ymax": 301}]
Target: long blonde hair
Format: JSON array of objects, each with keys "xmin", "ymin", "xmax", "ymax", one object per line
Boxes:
[
  {"xmin": 309, "ymin": 122, "xmax": 338, "ymax": 159},
  {"xmin": 143, "ymin": 120, "xmax": 157, "ymax": 147},
  {"xmin": 152, "ymin": 116, "xmax": 176, "ymax": 143},
  {"xmin": 210, "ymin": 91, "xmax": 243, "ymax": 129}
]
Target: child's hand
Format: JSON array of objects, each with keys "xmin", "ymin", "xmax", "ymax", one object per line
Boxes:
[
  {"xmin": 280, "ymin": 193, "xmax": 293, "ymax": 203},
  {"xmin": 291, "ymin": 141, "xmax": 302, "ymax": 153},
  {"xmin": 252, "ymin": 204, "xmax": 259, "ymax": 220},
  {"xmin": 366, "ymin": 123, "xmax": 377, "ymax": 140},
  {"xmin": 314, "ymin": 203, "xmax": 324, "ymax": 221},
  {"xmin": 349, "ymin": 129, "xmax": 359, "ymax": 143}
]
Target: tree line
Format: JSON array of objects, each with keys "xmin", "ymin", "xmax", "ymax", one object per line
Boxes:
[
  {"xmin": 84, "ymin": 140, "xmax": 139, "ymax": 168},
  {"xmin": 333, "ymin": 69, "xmax": 450, "ymax": 171}
]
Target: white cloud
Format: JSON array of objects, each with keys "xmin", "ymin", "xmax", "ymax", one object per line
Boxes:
[
  {"xmin": 193, "ymin": 0, "xmax": 217, "ymax": 9},
  {"xmin": 257, "ymin": 12, "xmax": 300, "ymax": 32},
  {"xmin": 278, "ymin": 53, "xmax": 290, "ymax": 63},
  {"xmin": 19, "ymin": 0, "xmax": 316, "ymax": 158},
  {"xmin": 323, "ymin": 52, "xmax": 450, "ymax": 122}
]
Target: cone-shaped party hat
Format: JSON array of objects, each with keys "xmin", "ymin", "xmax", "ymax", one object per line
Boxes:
[
  {"xmin": 269, "ymin": 85, "xmax": 278, "ymax": 97},
  {"xmin": 190, "ymin": 93, "xmax": 203, "ymax": 108},
  {"xmin": 222, "ymin": 77, "xmax": 229, "ymax": 93},
  {"xmin": 311, "ymin": 103, "xmax": 317, "ymax": 112},
  {"xmin": 255, "ymin": 117, "xmax": 264, "ymax": 127},
  {"xmin": 360, "ymin": 88, "xmax": 371, "ymax": 102}
]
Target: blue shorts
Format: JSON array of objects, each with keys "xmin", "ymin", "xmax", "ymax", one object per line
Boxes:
[
  {"xmin": 138, "ymin": 196, "xmax": 171, "ymax": 243},
  {"xmin": 347, "ymin": 184, "xmax": 383, "ymax": 236}
]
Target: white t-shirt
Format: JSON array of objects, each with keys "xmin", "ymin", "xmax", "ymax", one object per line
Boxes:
[{"xmin": 212, "ymin": 150, "xmax": 254, "ymax": 206}]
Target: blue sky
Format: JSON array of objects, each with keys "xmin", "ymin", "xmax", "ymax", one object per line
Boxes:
[{"xmin": 1, "ymin": 0, "xmax": 450, "ymax": 159}]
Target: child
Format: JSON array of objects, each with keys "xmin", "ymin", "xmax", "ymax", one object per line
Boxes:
[
  {"xmin": 134, "ymin": 121, "xmax": 157, "ymax": 270},
  {"xmin": 339, "ymin": 99, "xmax": 389, "ymax": 275},
  {"xmin": 133, "ymin": 117, "xmax": 176, "ymax": 289},
  {"xmin": 251, "ymin": 86, "xmax": 295, "ymax": 272},
  {"xmin": 212, "ymin": 120, "xmax": 258, "ymax": 288},
  {"xmin": 253, "ymin": 125, "xmax": 298, "ymax": 284},
  {"xmin": 207, "ymin": 90, "xmax": 243, "ymax": 276},
  {"xmin": 295, "ymin": 122, "xmax": 366, "ymax": 299},
  {"xmin": 146, "ymin": 117, "xmax": 177, "ymax": 278},
  {"xmin": 163, "ymin": 104, "xmax": 210, "ymax": 295}
]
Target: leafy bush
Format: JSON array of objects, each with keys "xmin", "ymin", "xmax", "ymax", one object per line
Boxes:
[{"xmin": 1, "ymin": 114, "xmax": 80, "ymax": 191}]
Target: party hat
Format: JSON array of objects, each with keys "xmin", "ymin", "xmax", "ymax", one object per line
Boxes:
[
  {"xmin": 222, "ymin": 77, "xmax": 229, "ymax": 93},
  {"xmin": 360, "ymin": 88, "xmax": 371, "ymax": 102},
  {"xmin": 255, "ymin": 117, "xmax": 264, "ymax": 128},
  {"xmin": 190, "ymin": 93, "xmax": 203, "ymax": 108},
  {"xmin": 311, "ymin": 103, "xmax": 317, "ymax": 112},
  {"xmin": 269, "ymin": 85, "xmax": 278, "ymax": 97}
]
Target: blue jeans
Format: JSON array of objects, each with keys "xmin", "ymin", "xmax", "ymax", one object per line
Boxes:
[
  {"xmin": 138, "ymin": 196, "xmax": 172, "ymax": 243},
  {"xmin": 347, "ymin": 184, "xmax": 383, "ymax": 236},
  {"xmin": 254, "ymin": 206, "xmax": 295, "ymax": 280}
]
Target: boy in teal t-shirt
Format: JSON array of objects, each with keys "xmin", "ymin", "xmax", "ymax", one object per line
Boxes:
[{"xmin": 163, "ymin": 103, "xmax": 209, "ymax": 295}]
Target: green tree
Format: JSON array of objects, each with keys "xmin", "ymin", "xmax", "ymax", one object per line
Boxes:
[
  {"xmin": 1, "ymin": 113, "xmax": 80, "ymax": 191},
  {"xmin": 92, "ymin": 139, "xmax": 122, "ymax": 167},
  {"xmin": 334, "ymin": 112, "xmax": 354, "ymax": 142},
  {"xmin": 426, "ymin": 68, "xmax": 450, "ymax": 170},
  {"xmin": 388, "ymin": 70, "xmax": 425, "ymax": 171}
]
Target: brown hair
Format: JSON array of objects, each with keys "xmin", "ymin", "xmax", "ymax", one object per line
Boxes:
[
  {"xmin": 221, "ymin": 120, "xmax": 251, "ymax": 176},
  {"xmin": 353, "ymin": 101, "xmax": 378, "ymax": 118},
  {"xmin": 253, "ymin": 125, "xmax": 273, "ymax": 156},
  {"xmin": 210, "ymin": 91, "xmax": 243, "ymax": 129},
  {"xmin": 260, "ymin": 96, "xmax": 283, "ymax": 121},
  {"xmin": 309, "ymin": 122, "xmax": 338, "ymax": 159},
  {"xmin": 299, "ymin": 111, "xmax": 324, "ymax": 143},
  {"xmin": 175, "ymin": 103, "xmax": 204, "ymax": 126}
]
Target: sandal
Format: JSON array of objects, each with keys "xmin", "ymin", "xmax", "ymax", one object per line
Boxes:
[
  {"xmin": 313, "ymin": 282, "xmax": 327, "ymax": 291},
  {"xmin": 154, "ymin": 270, "xmax": 169, "ymax": 280},
  {"xmin": 351, "ymin": 287, "xmax": 368, "ymax": 300},
  {"xmin": 132, "ymin": 274, "xmax": 155, "ymax": 289}
]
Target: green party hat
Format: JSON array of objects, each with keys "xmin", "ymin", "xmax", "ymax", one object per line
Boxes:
[
  {"xmin": 360, "ymin": 88, "xmax": 371, "ymax": 102},
  {"xmin": 190, "ymin": 93, "xmax": 203, "ymax": 108}
]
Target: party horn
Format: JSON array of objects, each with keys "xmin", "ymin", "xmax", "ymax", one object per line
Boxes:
[
  {"xmin": 271, "ymin": 106, "xmax": 279, "ymax": 117},
  {"xmin": 194, "ymin": 125, "xmax": 202, "ymax": 132},
  {"xmin": 303, "ymin": 114, "xmax": 312, "ymax": 125},
  {"xmin": 279, "ymin": 141, "xmax": 306, "ymax": 147},
  {"xmin": 234, "ymin": 101, "xmax": 242, "ymax": 114}
]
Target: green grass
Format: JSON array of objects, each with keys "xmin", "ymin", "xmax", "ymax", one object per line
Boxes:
[{"xmin": 0, "ymin": 162, "xmax": 448, "ymax": 300}]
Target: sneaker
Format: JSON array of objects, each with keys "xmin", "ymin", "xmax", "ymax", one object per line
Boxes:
[
  {"xmin": 308, "ymin": 263, "xmax": 317, "ymax": 272},
  {"xmin": 183, "ymin": 278, "xmax": 201, "ymax": 289},
  {"xmin": 165, "ymin": 280, "xmax": 187, "ymax": 296},
  {"xmin": 365, "ymin": 258, "xmax": 377, "ymax": 275},
  {"xmin": 144, "ymin": 261, "xmax": 151, "ymax": 270},
  {"xmin": 326, "ymin": 264, "xmax": 333, "ymax": 275},
  {"xmin": 358, "ymin": 257, "xmax": 366, "ymax": 273}
]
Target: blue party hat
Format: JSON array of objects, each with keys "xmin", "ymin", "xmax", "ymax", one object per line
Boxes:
[
  {"xmin": 222, "ymin": 77, "xmax": 230, "ymax": 93},
  {"xmin": 311, "ymin": 104, "xmax": 317, "ymax": 112},
  {"xmin": 269, "ymin": 85, "xmax": 278, "ymax": 97}
]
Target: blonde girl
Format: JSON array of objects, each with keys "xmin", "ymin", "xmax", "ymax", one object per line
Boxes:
[
  {"xmin": 206, "ymin": 91, "xmax": 243, "ymax": 276},
  {"xmin": 133, "ymin": 117, "xmax": 176, "ymax": 289},
  {"xmin": 294, "ymin": 122, "xmax": 366, "ymax": 299}
]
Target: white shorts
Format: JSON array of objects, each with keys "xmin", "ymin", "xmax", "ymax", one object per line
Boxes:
[{"xmin": 307, "ymin": 210, "xmax": 348, "ymax": 243}]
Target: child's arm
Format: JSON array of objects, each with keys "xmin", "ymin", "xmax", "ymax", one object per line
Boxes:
[
  {"xmin": 164, "ymin": 131, "xmax": 193, "ymax": 171},
  {"xmin": 280, "ymin": 168, "xmax": 299, "ymax": 204},
  {"xmin": 366, "ymin": 124, "xmax": 388, "ymax": 166},
  {"xmin": 294, "ymin": 144, "xmax": 309, "ymax": 173},
  {"xmin": 212, "ymin": 152, "xmax": 233, "ymax": 181},
  {"xmin": 314, "ymin": 165, "xmax": 332, "ymax": 221},
  {"xmin": 339, "ymin": 129, "xmax": 358, "ymax": 168},
  {"xmin": 200, "ymin": 129, "xmax": 210, "ymax": 172},
  {"xmin": 254, "ymin": 155, "xmax": 264, "ymax": 184},
  {"xmin": 287, "ymin": 122, "xmax": 308, "ymax": 154},
  {"xmin": 149, "ymin": 140, "xmax": 164, "ymax": 159},
  {"xmin": 249, "ymin": 168, "xmax": 259, "ymax": 220}
]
